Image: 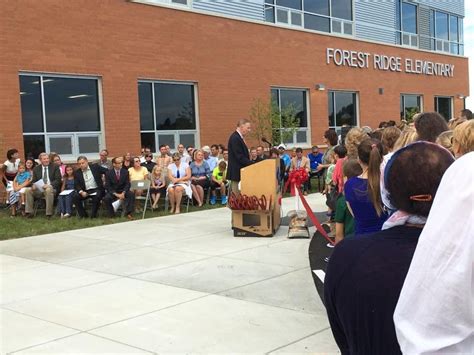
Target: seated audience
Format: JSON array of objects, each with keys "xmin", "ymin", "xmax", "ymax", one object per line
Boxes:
[
  {"xmin": 325, "ymin": 142, "xmax": 455, "ymax": 354},
  {"xmin": 129, "ymin": 156, "xmax": 150, "ymax": 212},
  {"xmin": 10, "ymin": 162, "xmax": 31, "ymax": 217},
  {"xmin": 219, "ymin": 148, "xmax": 229, "ymax": 164},
  {"xmin": 25, "ymin": 158, "xmax": 36, "ymax": 175},
  {"xmin": 452, "ymin": 119, "xmax": 474, "ymax": 158},
  {"xmin": 189, "ymin": 149, "xmax": 210, "ymax": 207},
  {"xmin": 307, "ymin": 145, "xmax": 323, "ymax": 191},
  {"xmin": 210, "ymin": 144, "xmax": 220, "ymax": 161},
  {"xmin": 1, "ymin": 148, "xmax": 20, "ymax": 189},
  {"xmin": 249, "ymin": 147, "xmax": 261, "ymax": 163},
  {"xmin": 256, "ymin": 145, "xmax": 266, "ymax": 160},
  {"xmin": 270, "ymin": 148, "xmax": 285, "ymax": 185},
  {"xmin": 51, "ymin": 153, "xmax": 66, "ymax": 176},
  {"xmin": 334, "ymin": 159, "xmax": 362, "ymax": 244},
  {"xmin": 290, "ymin": 147, "xmax": 310, "ymax": 195},
  {"xmin": 177, "ymin": 144, "xmax": 191, "ymax": 164},
  {"xmin": 73, "ymin": 156, "xmax": 107, "ymax": 218},
  {"xmin": 104, "ymin": 157, "xmax": 135, "ymax": 219},
  {"xmin": 167, "ymin": 152, "xmax": 192, "ymax": 214},
  {"xmin": 25, "ymin": 152, "xmax": 62, "ymax": 218},
  {"xmin": 435, "ymin": 130, "xmax": 454, "ymax": 156},
  {"xmin": 122, "ymin": 152, "xmax": 132, "ymax": 169},
  {"xmin": 156, "ymin": 144, "xmax": 172, "ymax": 169},
  {"xmin": 414, "ymin": 112, "xmax": 449, "ymax": 142},
  {"xmin": 58, "ymin": 165, "xmax": 75, "ymax": 218},
  {"xmin": 277, "ymin": 144, "xmax": 291, "ymax": 178},
  {"xmin": 140, "ymin": 147, "xmax": 151, "ymax": 163},
  {"xmin": 149, "ymin": 165, "xmax": 166, "ymax": 209},
  {"xmin": 344, "ymin": 138, "xmax": 388, "ymax": 235},
  {"xmin": 141, "ymin": 153, "xmax": 156, "ymax": 172},
  {"xmin": 210, "ymin": 161, "xmax": 228, "ymax": 205},
  {"xmin": 394, "ymin": 152, "xmax": 473, "ymax": 354},
  {"xmin": 97, "ymin": 149, "xmax": 112, "ymax": 169},
  {"xmin": 202, "ymin": 145, "xmax": 218, "ymax": 171}
]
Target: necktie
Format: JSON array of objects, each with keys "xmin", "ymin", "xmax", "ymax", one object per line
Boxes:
[
  {"xmin": 115, "ymin": 170, "xmax": 120, "ymax": 182},
  {"xmin": 43, "ymin": 167, "xmax": 48, "ymax": 184},
  {"xmin": 176, "ymin": 168, "xmax": 180, "ymax": 178}
]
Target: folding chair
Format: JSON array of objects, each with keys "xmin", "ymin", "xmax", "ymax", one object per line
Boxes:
[
  {"xmin": 130, "ymin": 180, "xmax": 151, "ymax": 219},
  {"xmin": 164, "ymin": 186, "xmax": 191, "ymax": 213}
]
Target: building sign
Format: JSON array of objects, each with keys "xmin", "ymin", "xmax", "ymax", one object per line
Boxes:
[{"xmin": 326, "ymin": 48, "xmax": 455, "ymax": 78}]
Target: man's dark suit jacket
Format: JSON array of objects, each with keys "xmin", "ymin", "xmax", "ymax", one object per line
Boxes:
[
  {"xmin": 74, "ymin": 164, "xmax": 107, "ymax": 193},
  {"xmin": 105, "ymin": 168, "xmax": 131, "ymax": 194},
  {"xmin": 31, "ymin": 163, "xmax": 62, "ymax": 191},
  {"xmin": 226, "ymin": 130, "xmax": 253, "ymax": 182}
]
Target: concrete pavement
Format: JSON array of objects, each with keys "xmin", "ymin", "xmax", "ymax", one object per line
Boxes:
[{"xmin": 0, "ymin": 194, "xmax": 339, "ymax": 354}]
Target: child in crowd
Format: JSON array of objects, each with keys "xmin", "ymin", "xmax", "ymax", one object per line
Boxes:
[
  {"xmin": 210, "ymin": 161, "xmax": 228, "ymax": 205},
  {"xmin": 323, "ymin": 150, "xmax": 336, "ymax": 219},
  {"xmin": 58, "ymin": 165, "xmax": 75, "ymax": 218},
  {"xmin": 324, "ymin": 145, "xmax": 347, "ymax": 222},
  {"xmin": 10, "ymin": 162, "xmax": 31, "ymax": 216},
  {"xmin": 150, "ymin": 165, "xmax": 166, "ymax": 209},
  {"xmin": 334, "ymin": 159, "xmax": 362, "ymax": 244}
]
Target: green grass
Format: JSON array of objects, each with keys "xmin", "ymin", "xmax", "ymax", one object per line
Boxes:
[{"xmin": 0, "ymin": 201, "xmax": 225, "ymax": 241}]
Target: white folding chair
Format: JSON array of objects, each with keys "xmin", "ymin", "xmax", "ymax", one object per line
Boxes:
[{"xmin": 130, "ymin": 180, "xmax": 151, "ymax": 219}]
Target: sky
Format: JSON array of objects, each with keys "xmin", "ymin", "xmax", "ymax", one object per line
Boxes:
[{"xmin": 465, "ymin": 1, "xmax": 473, "ymax": 109}]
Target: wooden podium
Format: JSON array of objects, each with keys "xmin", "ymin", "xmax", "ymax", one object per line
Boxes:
[{"xmin": 231, "ymin": 159, "xmax": 281, "ymax": 237}]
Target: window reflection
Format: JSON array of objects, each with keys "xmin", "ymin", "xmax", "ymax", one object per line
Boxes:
[
  {"xmin": 304, "ymin": 0, "xmax": 329, "ymax": 16},
  {"xmin": 43, "ymin": 77, "xmax": 100, "ymax": 132},
  {"xmin": 138, "ymin": 82, "xmax": 154, "ymax": 130},
  {"xmin": 331, "ymin": 0, "xmax": 352, "ymax": 20},
  {"xmin": 154, "ymin": 83, "xmax": 196, "ymax": 130},
  {"xmin": 19, "ymin": 76, "xmax": 44, "ymax": 133},
  {"xmin": 328, "ymin": 91, "xmax": 357, "ymax": 128}
]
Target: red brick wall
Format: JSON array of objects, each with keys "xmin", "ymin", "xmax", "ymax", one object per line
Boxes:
[{"xmin": 0, "ymin": 0, "xmax": 469, "ymax": 160}]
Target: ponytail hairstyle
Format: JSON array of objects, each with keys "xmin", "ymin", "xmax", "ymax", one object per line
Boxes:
[{"xmin": 358, "ymin": 138, "xmax": 384, "ymax": 216}]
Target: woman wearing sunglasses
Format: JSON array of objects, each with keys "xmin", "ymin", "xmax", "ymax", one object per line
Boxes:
[{"xmin": 167, "ymin": 153, "xmax": 192, "ymax": 214}]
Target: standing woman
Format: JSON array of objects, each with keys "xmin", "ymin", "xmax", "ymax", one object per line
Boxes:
[
  {"xmin": 167, "ymin": 153, "xmax": 191, "ymax": 214},
  {"xmin": 189, "ymin": 149, "xmax": 210, "ymax": 207},
  {"xmin": 344, "ymin": 138, "xmax": 388, "ymax": 235}
]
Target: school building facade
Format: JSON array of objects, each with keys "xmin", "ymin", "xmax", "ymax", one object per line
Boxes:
[{"xmin": 0, "ymin": 0, "xmax": 469, "ymax": 161}]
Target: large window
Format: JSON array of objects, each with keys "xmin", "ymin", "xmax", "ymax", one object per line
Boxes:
[
  {"xmin": 138, "ymin": 81, "xmax": 198, "ymax": 151},
  {"xmin": 400, "ymin": 94, "xmax": 422, "ymax": 121},
  {"xmin": 328, "ymin": 91, "xmax": 358, "ymax": 131},
  {"xmin": 399, "ymin": 2, "xmax": 418, "ymax": 47},
  {"xmin": 430, "ymin": 10, "xmax": 463, "ymax": 55},
  {"xmin": 271, "ymin": 88, "xmax": 309, "ymax": 146},
  {"xmin": 435, "ymin": 96, "xmax": 453, "ymax": 121},
  {"xmin": 19, "ymin": 74, "xmax": 102, "ymax": 159},
  {"xmin": 265, "ymin": 0, "xmax": 352, "ymax": 35}
]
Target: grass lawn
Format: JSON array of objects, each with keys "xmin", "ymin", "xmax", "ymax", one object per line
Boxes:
[{"xmin": 0, "ymin": 201, "xmax": 225, "ymax": 241}]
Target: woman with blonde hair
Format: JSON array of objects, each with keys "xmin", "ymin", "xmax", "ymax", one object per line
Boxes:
[
  {"xmin": 452, "ymin": 120, "xmax": 474, "ymax": 158},
  {"xmin": 435, "ymin": 130, "xmax": 454, "ymax": 156},
  {"xmin": 167, "ymin": 153, "xmax": 192, "ymax": 214},
  {"xmin": 393, "ymin": 127, "xmax": 418, "ymax": 151}
]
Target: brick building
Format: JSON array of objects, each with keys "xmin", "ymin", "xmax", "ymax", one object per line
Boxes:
[{"xmin": 0, "ymin": 0, "xmax": 469, "ymax": 161}]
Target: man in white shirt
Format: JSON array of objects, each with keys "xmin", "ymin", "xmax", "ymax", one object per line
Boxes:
[{"xmin": 202, "ymin": 145, "xmax": 218, "ymax": 171}]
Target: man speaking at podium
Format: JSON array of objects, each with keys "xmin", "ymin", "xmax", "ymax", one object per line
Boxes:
[{"xmin": 227, "ymin": 118, "xmax": 253, "ymax": 195}]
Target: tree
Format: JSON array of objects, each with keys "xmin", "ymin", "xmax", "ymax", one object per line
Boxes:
[{"xmin": 249, "ymin": 98, "xmax": 300, "ymax": 145}]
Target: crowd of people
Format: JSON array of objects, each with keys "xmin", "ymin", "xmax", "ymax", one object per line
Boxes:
[{"xmin": 318, "ymin": 110, "xmax": 473, "ymax": 354}]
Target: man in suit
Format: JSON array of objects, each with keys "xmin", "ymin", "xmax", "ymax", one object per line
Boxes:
[
  {"xmin": 290, "ymin": 147, "xmax": 311, "ymax": 195},
  {"xmin": 226, "ymin": 118, "xmax": 253, "ymax": 194},
  {"xmin": 25, "ymin": 152, "xmax": 62, "ymax": 217},
  {"xmin": 104, "ymin": 156, "xmax": 135, "ymax": 219},
  {"xmin": 73, "ymin": 156, "xmax": 107, "ymax": 218}
]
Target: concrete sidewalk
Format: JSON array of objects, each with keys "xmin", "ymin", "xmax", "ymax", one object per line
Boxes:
[{"xmin": 0, "ymin": 194, "xmax": 339, "ymax": 354}]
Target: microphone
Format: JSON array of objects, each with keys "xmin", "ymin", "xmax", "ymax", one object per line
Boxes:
[{"xmin": 262, "ymin": 137, "xmax": 270, "ymax": 144}]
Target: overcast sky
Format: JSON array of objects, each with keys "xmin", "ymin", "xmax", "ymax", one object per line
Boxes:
[{"xmin": 465, "ymin": 1, "xmax": 473, "ymax": 109}]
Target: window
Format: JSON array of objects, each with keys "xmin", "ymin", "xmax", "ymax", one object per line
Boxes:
[
  {"xmin": 434, "ymin": 96, "xmax": 453, "ymax": 121},
  {"xmin": 400, "ymin": 94, "xmax": 422, "ymax": 120},
  {"xmin": 430, "ymin": 10, "xmax": 463, "ymax": 54},
  {"xmin": 399, "ymin": 2, "xmax": 418, "ymax": 47},
  {"xmin": 19, "ymin": 74, "xmax": 102, "ymax": 159},
  {"xmin": 328, "ymin": 91, "xmax": 358, "ymax": 131},
  {"xmin": 145, "ymin": 0, "xmax": 190, "ymax": 7},
  {"xmin": 138, "ymin": 81, "xmax": 198, "ymax": 151},
  {"xmin": 264, "ymin": 0, "xmax": 352, "ymax": 35},
  {"xmin": 271, "ymin": 88, "xmax": 309, "ymax": 145},
  {"xmin": 331, "ymin": 0, "xmax": 352, "ymax": 21}
]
